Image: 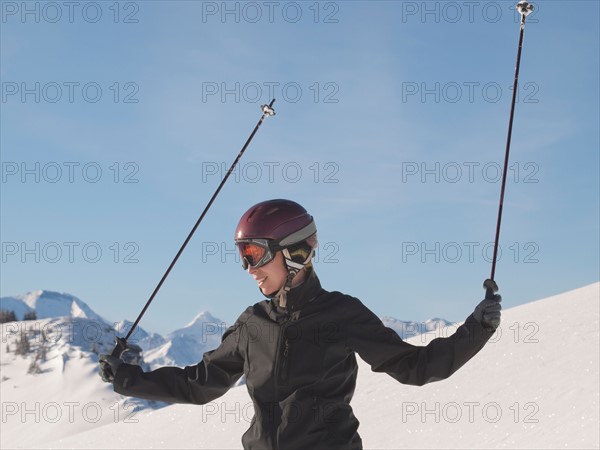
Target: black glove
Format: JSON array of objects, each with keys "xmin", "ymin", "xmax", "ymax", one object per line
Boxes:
[
  {"xmin": 98, "ymin": 337, "xmax": 128, "ymax": 383},
  {"xmin": 99, "ymin": 354, "xmax": 123, "ymax": 383},
  {"xmin": 473, "ymin": 279, "xmax": 502, "ymax": 330}
]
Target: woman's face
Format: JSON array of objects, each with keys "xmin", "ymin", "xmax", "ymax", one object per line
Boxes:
[{"xmin": 247, "ymin": 251, "xmax": 288, "ymax": 296}]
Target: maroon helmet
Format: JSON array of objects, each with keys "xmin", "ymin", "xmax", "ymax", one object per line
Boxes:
[{"xmin": 235, "ymin": 199, "xmax": 317, "ymax": 270}]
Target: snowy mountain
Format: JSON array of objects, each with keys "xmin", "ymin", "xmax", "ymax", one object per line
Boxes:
[
  {"xmin": 0, "ymin": 290, "xmax": 107, "ymax": 323},
  {"xmin": 0, "ymin": 289, "xmax": 226, "ymax": 370},
  {"xmin": 143, "ymin": 312, "xmax": 227, "ymax": 369},
  {"xmin": 3, "ymin": 315, "xmax": 117, "ymax": 360},
  {"xmin": 10, "ymin": 281, "xmax": 593, "ymax": 450},
  {"xmin": 114, "ymin": 319, "xmax": 166, "ymax": 353},
  {"xmin": 381, "ymin": 316, "xmax": 454, "ymax": 340}
]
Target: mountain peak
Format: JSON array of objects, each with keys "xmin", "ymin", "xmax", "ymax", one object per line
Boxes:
[
  {"xmin": 0, "ymin": 290, "xmax": 106, "ymax": 323},
  {"xmin": 185, "ymin": 311, "xmax": 222, "ymax": 328},
  {"xmin": 167, "ymin": 311, "xmax": 226, "ymax": 339}
]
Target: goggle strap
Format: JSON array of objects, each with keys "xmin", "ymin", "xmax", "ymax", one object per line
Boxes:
[{"xmin": 283, "ymin": 247, "xmax": 305, "ymax": 271}]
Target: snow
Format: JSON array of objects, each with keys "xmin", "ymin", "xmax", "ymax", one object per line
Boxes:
[
  {"xmin": 1, "ymin": 282, "xmax": 598, "ymax": 449},
  {"xmin": 0, "ymin": 318, "xmax": 124, "ymax": 447}
]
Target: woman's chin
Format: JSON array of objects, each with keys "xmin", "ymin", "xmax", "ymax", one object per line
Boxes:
[
  {"xmin": 261, "ymin": 285, "xmax": 279, "ymax": 297},
  {"xmin": 262, "ymin": 288, "xmax": 274, "ymax": 296}
]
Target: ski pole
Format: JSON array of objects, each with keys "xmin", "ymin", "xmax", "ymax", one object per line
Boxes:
[
  {"xmin": 484, "ymin": 0, "xmax": 534, "ymax": 299},
  {"xmin": 111, "ymin": 99, "xmax": 277, "ymax": 357}
]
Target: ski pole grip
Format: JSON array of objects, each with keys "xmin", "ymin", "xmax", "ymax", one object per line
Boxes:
[
  {"xmin": 483, "ymin": 278, "xmax": 499, "ymax": 301},
  {"xmin": 110, "ymin": 336, "xmax": 128, "ymax": 359}
]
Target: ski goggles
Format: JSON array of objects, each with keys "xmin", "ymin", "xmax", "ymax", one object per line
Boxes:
[{"xmin": 236, "ymin": 239, "xmax": 278, "ymax": 270}]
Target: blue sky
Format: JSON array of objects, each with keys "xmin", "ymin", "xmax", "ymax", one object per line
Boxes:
[{"xmin": 1, "ymin": 1, "xmax": 598, "ymax": 335}]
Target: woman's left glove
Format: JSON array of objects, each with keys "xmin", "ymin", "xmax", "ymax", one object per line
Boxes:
[
  {"xmin": 98, "ymin": 337, "xmax": 129, "ymax": 383},
  {"xmin": 473, "ymin": 279, "xmax": 502, "ymax": 330},
  {"xmin": 98, "ymin": 354, "xmax": 123, "ymax": 383}
]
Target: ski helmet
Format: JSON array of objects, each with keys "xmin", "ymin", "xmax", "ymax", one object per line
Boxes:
[{"xmin": 235, "ymin": 199, "xmax": 317, "ymax": 271}]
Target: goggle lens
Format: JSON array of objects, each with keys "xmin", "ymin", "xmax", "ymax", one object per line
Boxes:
[{"xmin": 237, "ymin": 242, "xmax": 269, "ymax": 269}]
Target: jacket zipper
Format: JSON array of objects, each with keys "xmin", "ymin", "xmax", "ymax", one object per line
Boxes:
[
  {"xmin": 278, "ymin": 310, "xmax": 292, "ymax": 383},
  {"xmin": 279, "ymin": 339, "xmax": 290, "ymax": 382},
  {"xmin": 275, "ymin": 312, "xmax": 292, "ymax": 450}
]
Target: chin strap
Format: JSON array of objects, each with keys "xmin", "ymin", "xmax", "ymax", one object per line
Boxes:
[
  {"xmin": 265, "ymin": 264, "xmax": 299, "ymax": 308},
  {"xmin": 277, "ymin": 248, "xmax": 316, "ymax": 308},
  {"xmin": 276, "ymin": 273, "xmax": 294, "ymax": 309},
  {"xmin": 265, "ymin": 243, "xmax": 316, "ymax": 308}
]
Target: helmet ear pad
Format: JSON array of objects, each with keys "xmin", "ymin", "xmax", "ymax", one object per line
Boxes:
[{"xmin": 282, "ymin": 235, "xmax": 317, "ymax": 267}]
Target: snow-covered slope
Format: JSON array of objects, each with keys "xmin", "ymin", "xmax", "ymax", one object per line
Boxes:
[
  {"xmin": 355, "ymin": 282, "xmax": 600, "ymax": 449},
  {"xmin": 0, "ymin": 316, "xmax": 135, "ymax": 448},
  {"xmin": 11, "ymin": 282, "xmax": 597, "ymax": 450},
  {"xmin": 0, "ymin": 290, "xmax": 106, "ymax": 322}
]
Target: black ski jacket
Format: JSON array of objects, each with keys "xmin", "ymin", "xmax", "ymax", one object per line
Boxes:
[{"xmin": 112, "ymin": 270, "xmax": 495, "ymax": 449}]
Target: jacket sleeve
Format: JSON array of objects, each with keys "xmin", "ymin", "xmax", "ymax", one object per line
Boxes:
[
  {"xmin": 112, "ymin": 310, "xmax": 249, "ymax": 404},
  {"xmin": 343, "ymin": 295, "xmax": 495, "ymax": 386}
]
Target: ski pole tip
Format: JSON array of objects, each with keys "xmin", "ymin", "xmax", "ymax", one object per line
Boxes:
[
  {"xmin": 516, "ymin": 1, "xmax": 534, "ymax": 17},
  {"xmin": 261, "ymin": 100, "xmax": 276, "ymax": 117}
]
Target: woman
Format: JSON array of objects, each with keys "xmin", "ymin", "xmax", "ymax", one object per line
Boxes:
[{"xmin": 99, "ymin": 199, "xmax": 501, "ymax": 450}]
